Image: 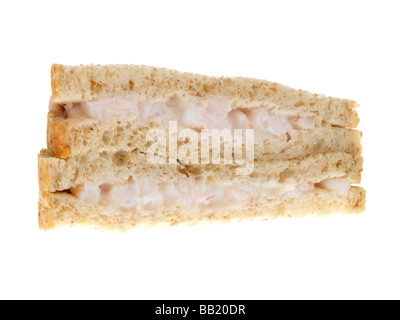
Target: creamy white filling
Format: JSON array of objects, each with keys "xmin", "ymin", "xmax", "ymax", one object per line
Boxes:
[
  {"xmin": 64, "ymin": 96, "xmax": 315, "ymax": 135},
  {"xmin": 316, "ymin": 178, "xmax": 351, "ymax": 196},
  {"xmin": 70, "ymin": 178, "xmax": 350, "ymax": 213}
]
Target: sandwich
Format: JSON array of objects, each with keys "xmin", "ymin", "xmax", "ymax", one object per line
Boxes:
[{"xmin": 38, "ymin": 64, "xmax": 365, "ymax": 230}]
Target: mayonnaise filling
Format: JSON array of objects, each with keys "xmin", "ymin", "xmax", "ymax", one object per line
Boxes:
[
  {"xmin": 63, "ymin": 96, "xmax": 316, "ymax": 135},
  {"xmin": 70, "ymin": 178, "xmax": 351, "ymax": 213}
]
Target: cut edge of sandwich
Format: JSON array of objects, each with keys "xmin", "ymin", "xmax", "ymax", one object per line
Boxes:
[{"xmin": 41, "ymin": 64, "xmax": 365, "ymax": 231}]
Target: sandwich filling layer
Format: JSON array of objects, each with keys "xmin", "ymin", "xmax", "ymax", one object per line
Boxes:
[
  {"xmin": 70, "ymin": 177, "xmax": 351, "ymax": 214},
  {"xmin": 61, "ymin": 96, "xmax": 316, "ymax": 135}
]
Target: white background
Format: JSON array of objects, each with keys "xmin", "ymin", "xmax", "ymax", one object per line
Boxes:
[{"xmin": 0, "ymin": 0, "xmax": 399, "ymax": 300}]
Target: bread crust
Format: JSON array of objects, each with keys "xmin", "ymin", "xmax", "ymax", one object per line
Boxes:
[
  {"xmin": 51, "ymin": 64, "xmax": 63, "ymax": 102},
  {"xmin": 38, "ymin": 149, "xmax": 52, "ymax": 192},
  {"xmin": 47, "ymin": 113, "xmax": 71, "ymax": 158}
]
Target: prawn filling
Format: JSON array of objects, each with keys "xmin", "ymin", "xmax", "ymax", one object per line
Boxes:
[
  {"xmin": 59, "ymin": 95, "xmax": 317, "ymax": 135},
  {"xmin": 70, "ymin": 178, "xmax": 351, "ymax": 214}
]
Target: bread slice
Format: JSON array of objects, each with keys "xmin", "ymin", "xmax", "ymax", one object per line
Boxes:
[{"xmin": 38, "ymin": 187, "xmax": 366, "ymax": 231}]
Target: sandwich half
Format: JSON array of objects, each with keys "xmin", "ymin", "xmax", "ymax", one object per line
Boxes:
[{"xmin": 38, "ymin": 64, "xmax": 365, "ymax": 231}]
